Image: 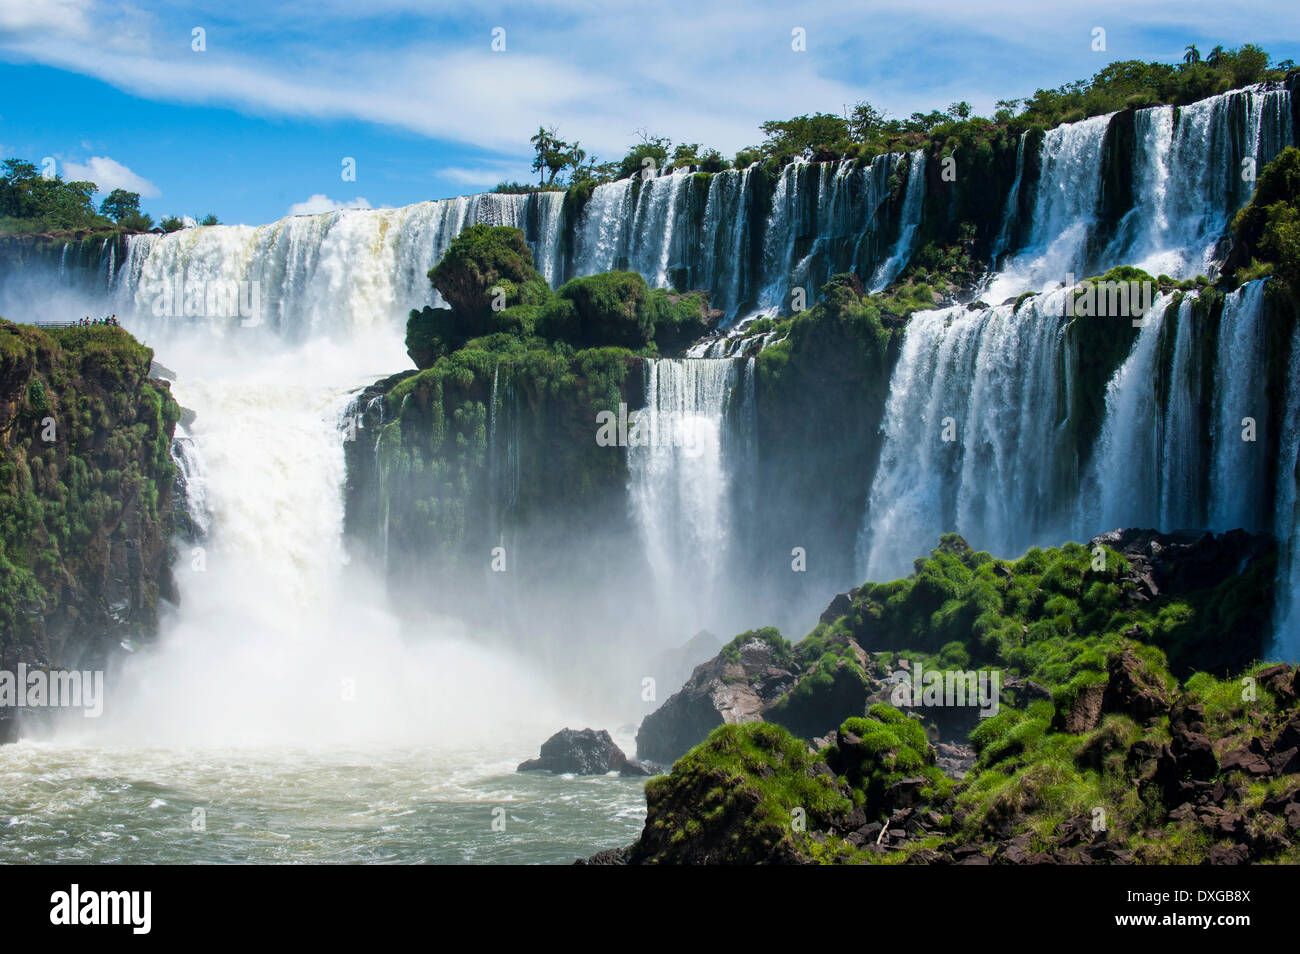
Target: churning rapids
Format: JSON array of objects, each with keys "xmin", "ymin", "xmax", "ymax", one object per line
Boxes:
[{"xmin": 1, "ymin": 82, "xmax": 1298, "ymax": 863}]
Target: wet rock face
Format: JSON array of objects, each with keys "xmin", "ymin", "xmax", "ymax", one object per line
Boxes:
[
  {"xmin": 634, "ymin": 635, "xmax": 796, "ymax": 765},
  {"xmin": 517, "ymin": 728, "xmax": 654, "ymax": 777}
]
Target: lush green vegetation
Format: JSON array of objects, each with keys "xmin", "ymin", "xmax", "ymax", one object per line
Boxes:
[
  {"xmin": 379, "ymin": 225, "xmax": 676, "ymax": 574},
  {"xmin": 0, "ymin": 319, "xmax": 179, "ymax": 657},
  {"xmin": 0, "ymin": 159, "xmax": 114, "ymax": 234},
  {"xmin": 519, "ymin": 45, "xmax": 1289, "ymax": 199},
  {"xmin": 1231, "ymin": 146, "xmax": 1300, "ymax": 294},
  {"xmin": 0, "ymin": 157, "xmax": 216, "ymax": 235},
  {"xmin": 631, "ymin": 529, "xmax": 1293, "ymax": 864},
  {"xmin": 635, "ymin": 721, "xmax": 854, "ymax": 864},
  {"xmin": 406, "ymin": 225, "xmax": 714, "ymax": 366}
]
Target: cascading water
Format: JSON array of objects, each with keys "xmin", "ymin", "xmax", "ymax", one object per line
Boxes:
[
  {"xmin": 169, "ymin": 423, "xmax": 211, "ymax": 538},
  {"xmin": 2, "ymin": 81, "xmax": 1299, "ymax": 865},
  {"xmin": 985, "ymin": 113, "xmax": 1113, "ymax": 301},
  {"xmin": 0, "ymin": 205, "xmax": 657, "ymax": 859},
  {"xmin": 1107, "ymin": 87, "xmax": 1295, "ymax": 278},
  {"xmin": 1158, "ymin": 295, "xmax": 1205, "ymax": 529},
  {"xmin": 858, "ymin": 290, "xmax": 1077, "ymax": 580},
  {"xmin": 988, "ymin": 85, "xmax": 1293, "ymax": 301},
  {"xmin": 570, "ymin": 154, "xmax": 906, "ymax": 323},
  {"xmin": 1086, "ymin": 295, "xmax": 1176, "ymax": 532},
  {"xmin": 1209, "ymin": 281, "xmax": 1271, "ymax": 531},
  {"xmin": 628, "ymin": 358, "xmax": 749, "ymax": 636},
  {"xmin": 870, "ymin": 150, "xmax": 926, "ymax": 292},
  {"xmin": 989, "ymin": 131, "xmax": 1027, "ymax": 267},
  {"xmin": 96, "ymin": 192, "xmax": 566, "ymax": 340}
]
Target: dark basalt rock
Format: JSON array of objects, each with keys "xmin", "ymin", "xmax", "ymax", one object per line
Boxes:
[
  {"xmin": 1102, "ymin": 649, "xmax": 1171, "ymax": 723},
  {"xmin": 1089, "ymin": 528, "xmax": 1277, "ymax": 676},
  {"xmin": 635, "ymin": 633, "xmax": 795, "ymax": 764},
  {"xmin": 1064, "ymin": 684, "xmax": 1106, "ymax": 734},
  {"xmin": 573, "ymin": 847, "xmax": 629, "ymax": 865},
  {"xmin": 517, "ymin": 728, "xmax": 654, "ymax": 777}
]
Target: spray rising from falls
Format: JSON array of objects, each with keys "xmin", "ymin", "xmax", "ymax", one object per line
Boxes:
[{"xmin": 83, "ymin": 332, "xmax": 572, "ymax": 748}]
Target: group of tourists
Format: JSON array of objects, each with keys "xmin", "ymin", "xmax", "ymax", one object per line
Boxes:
[{"xmin": 79, "ymin": 315, "xmax": 120, "ymax": 327}]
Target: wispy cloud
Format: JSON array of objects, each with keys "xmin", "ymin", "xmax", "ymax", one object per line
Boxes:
[
  {"xmin": 60, "ymin": 155, "xmax": 160, "ymax": 196},
  {"xmin": 2, "ymin": 0, "xmax": 1297, "ymax": 185}
]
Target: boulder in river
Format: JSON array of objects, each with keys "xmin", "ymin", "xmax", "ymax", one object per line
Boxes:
[{"xmin": 517, "ymin": 728, "xmax": 655, "ymax": 777}]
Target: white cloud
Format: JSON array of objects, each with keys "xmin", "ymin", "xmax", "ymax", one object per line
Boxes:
[
  {"xmin": 60, "ymin": 155, "xmax": 160, "ymax": 197},
  {"xmin": 286, "ymin": 194, "xmax": 373, "ymax": 216},
  {"xmin": 1, "ymin": 0, "xmax": 1297, "ymax": 176},
  {"xmin": 0, "ymin": 0, "xmax": 93, "ymax": 39},
  {"xmin": 440, "ymin": 162, "xmax": 533, "ymax": 187}
]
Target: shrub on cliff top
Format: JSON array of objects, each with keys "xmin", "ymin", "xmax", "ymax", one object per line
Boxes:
[{"xmin": 429, "ymin": 224, "xmax": 551, "ymax": 321}]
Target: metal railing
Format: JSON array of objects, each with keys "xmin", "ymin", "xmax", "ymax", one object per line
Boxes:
[{"xmin": 30, "ymin": 320, "xmax": 123, "ymax": 329}]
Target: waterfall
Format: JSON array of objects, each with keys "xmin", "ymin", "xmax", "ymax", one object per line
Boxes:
[
  {"xmin": 858, "ymin": 290, "xmax": 1076, "ymax": 580},
  {"xmin": 989, "ymin": 132, "xmax": 1027, "ymax": 267},
  {"xmin": 628, "ymin": 358, "xmax": 748, "ymax": 634},
  {"xmin": 573, "ymin": 178, "xmax": 636, "ymax": 275},
  {"xmin": 628, "ymin": 169, "xmax": 694, "ymax": 288},
  {"xmin": 1275, "ymin": 325, "xmax": 1300, "ymax": 660},
  {"xmin": 988, "ymin": 84, "xmax": 1293, "ymax": 301},
  {"xmin": 699, "ymin": 166, "xmax": 755, "ymax": 318},
  {"xmin": 1209, "ymin": 281, "xmax": 1270, "ymax": 531},
  {"xmin": 566, "ymin": 153, "xmax": 904, "ymax": 322},
  {"xmin": 1086, "ymin": 295, "xmax": 1175, "ymax": 532},
  {"xmin": 985, "ymin": 113, "xmax": 1113, "ymax": 301},
  {"xmin": 870, "ymin": 149, "xmax": 926, "ymax": 292},
  {"xmin": 1158, "ymin": 295, "xmax": 1204, "ymax": 529},
  {"xmin": 169, "ymin": 424, "xmax": 211, "ymax": 538},
  {"xmin": 1108, "ymin": 86, "xmax": 1294, "ymax": 278},
  {"xmin": 858, "ymin": 280, "xmax": 1287, "ymax": 588},
  {"xmin": 99, "ymin": 192, "xmax": 564, "ymax": 340}
]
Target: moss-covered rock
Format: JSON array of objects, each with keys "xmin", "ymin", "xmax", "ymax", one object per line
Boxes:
[
  {"xmin": 0, "ymin": 319, "xmax": 179, "ymax": 676},
  {"xmin": 605, "ymin": 527, "xmax": 1294, "ymax": 865}
]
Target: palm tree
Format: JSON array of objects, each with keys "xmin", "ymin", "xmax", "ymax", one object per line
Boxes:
[
  {"xmin": 1207, "ymin": 45, "xmax": 1224, "ymax": 67},
  {"xmin": 1184, "ymin": 44, "xmax": 1201, "ymax": 66}
]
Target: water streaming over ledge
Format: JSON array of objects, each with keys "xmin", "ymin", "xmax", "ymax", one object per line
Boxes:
[{"xmin": 1, "ymin": 83, "xmax": 1298, "ymax": 861}]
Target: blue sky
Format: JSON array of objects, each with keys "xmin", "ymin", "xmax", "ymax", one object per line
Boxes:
[{"xmin": 2, "ymin": 0, "xmax": 1298, "ymax": 226}]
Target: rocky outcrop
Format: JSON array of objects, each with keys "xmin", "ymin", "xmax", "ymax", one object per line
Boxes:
[
  {"xmin": 1089, "ymin": 528, "xmax": 1277, "ymax": 675},
  {"xmin": 517, "ymin": 728, "xmax": 654, "ymax": 777},
  {"xmin": 595, "ymin": 530, "xmax": 1297, "ymax": 865},
  {"xmin": 0, "ymin": 320, "xmax": 180, "ymax": 686},
  {"xmin": 644, "ymin": 629, "xmax": 725, "ymax": 701},
  {"xmin": 634, "ymin": 629, "xmax": 796, "ymax": 765}
]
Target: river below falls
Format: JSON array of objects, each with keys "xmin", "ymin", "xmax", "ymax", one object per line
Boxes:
[{"xmin": 0, "ymin": 741, "xmax": 647, "ymax": 864}]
